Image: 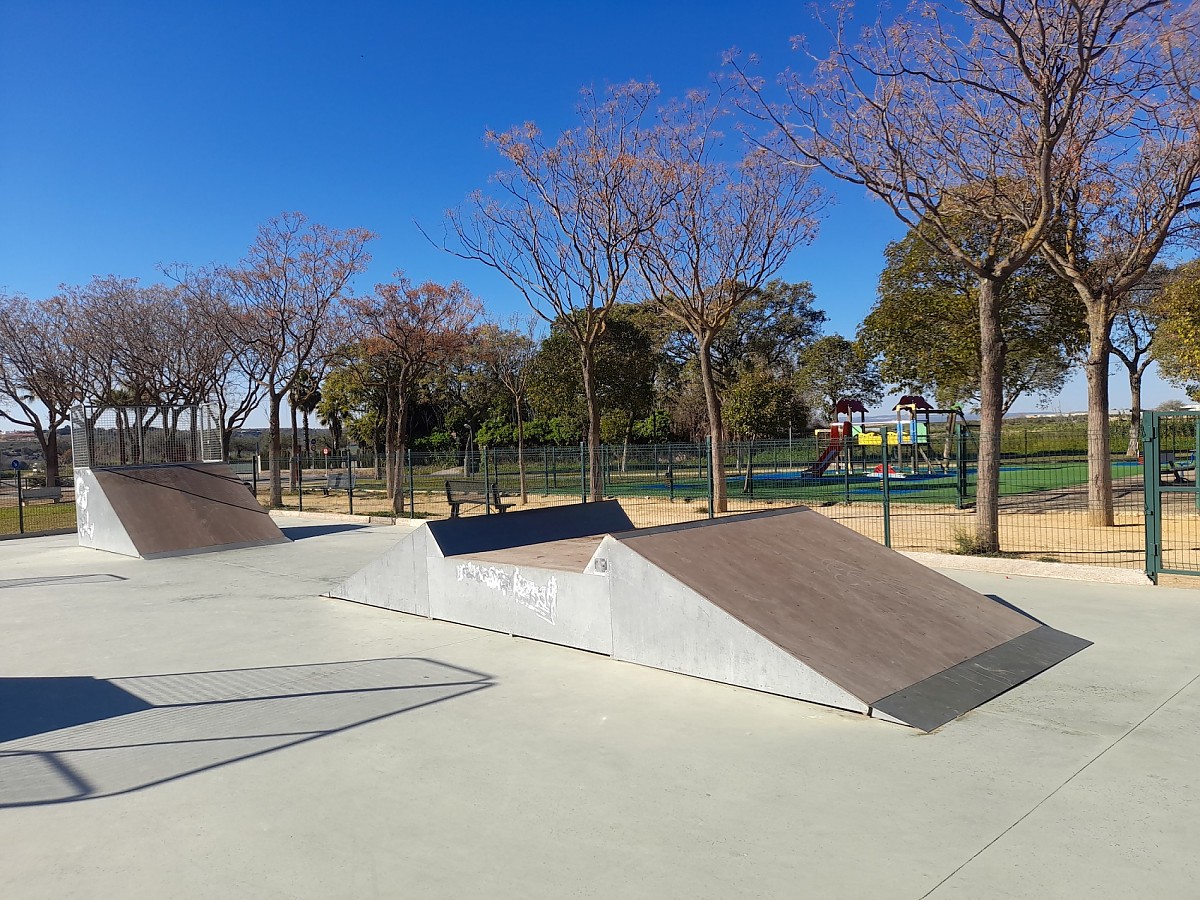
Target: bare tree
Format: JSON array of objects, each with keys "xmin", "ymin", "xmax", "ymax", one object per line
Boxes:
[
  {"xmin": 635, "ymin": 90, "xmax": 824, "ymax": 511},
  {"xmin": 198, "ymin": 212, "xmax": 374, "ymax": 506},
  {"xmin": 1110, "ymin": 270, "xmax": 1169, "ymax": 458},
  {"xmin": 732, "ymin": 0, "xmax": 1160, "ymax": 551},
  {"xmin": 0, "ymin": 292, "xmax": 85, "ymax": 484},
  {"xmin": 1033, "ymin": 5, "xmax": 1200, "ymax": 523},
  {"xmin": 439, "ymin": 82, "xmax": 671, "ymax": 501},
  {"xmin": 476, "ymin": 315, "xmax": 540, "ymax": 503},
  {"xmin": 347, "ymin": 274, "xmax": 482, "ymax": 515},
  {"xmin": 169, "ymin": 271, "xmax": 268, "ymax": 460}
]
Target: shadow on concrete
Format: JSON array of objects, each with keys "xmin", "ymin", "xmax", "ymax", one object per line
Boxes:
[
  {"xmin": 279, "ymin": 524, "xmax": 368, "ymax": 540},
  {"xmin": 0, "ymin": 677, "xmax": 154, "ymax": 741},
  {"xmin": 987, "ymin": 594, "xmax": 1048, "ymax": 626},
  {"xmin": 0, "ymin": 657, "xmax": 493, "ymax": 808},
  {"xmin": 0, "ymin": 574, "xmax": 128, "ymax": 590}
]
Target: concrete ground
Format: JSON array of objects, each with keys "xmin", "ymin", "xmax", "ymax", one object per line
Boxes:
[{"xmin": 1, "ymin": 518, "xmax": 1198, "ymax": 900}]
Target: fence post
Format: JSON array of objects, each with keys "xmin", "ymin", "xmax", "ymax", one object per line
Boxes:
[
  {"xmin": 408, "ymin": 448, "xmax": 415, "ymax": 519},
  {"xmin": 881, "ymin": 435, "xmax": 892, "ymax": 548},
  {"xmin": 483, "ymin": 446, "xmax": 491, "ymax": 515},
  {"xmin": 543, "ymin": 446, "xmax": 549, "ymax": 493},
  {"xmin": 297, "ymin": 453, "xmax": 303, "ymax": 511},
  {"xmin": 706, "ymin": 436, "xmax": 715, "ymax": 519},
  {"xmin": 579, "ymin": 442, "xmax": 587, "ymax": 504},
  {"xmin": 1143, "ymin": 413, "xmax": 1159, "ymax": 583},
  {"xmin": 1194, "ymin": 417, "xmax": 1200, "ymax": 514},
  {"xmin": 16, "ymin": 466, "xmax": 24, "ymax": 534},
  {"xmin": 346, "ymin": 450, "xmax": 354, "ymax": 516},
  {"xmin": 955, "ymin": 423, "xmax": 967, "ymax": 510},
  {"xmin": 842, "ymin": 430, "xmax": 851, "ymax": 504}
]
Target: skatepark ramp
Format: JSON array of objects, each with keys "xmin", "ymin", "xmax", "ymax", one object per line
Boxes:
[
  {"xmin": 328, "ymin": 502, "xmax": 1089, "ymax": 730},
  {"xmin": 69, "ymin": 403, "xmax": 288, "ymax": 559},
  {"xmin": 74, "ymin": 463, "xmax": 288, "ymax": 559}
]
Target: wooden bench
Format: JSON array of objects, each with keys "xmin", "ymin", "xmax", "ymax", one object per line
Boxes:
[
  {"xmin": 20, "ymin": 486, "xmax": 63, "ymax": 505},
  {"xmin": 323, "ymin": 472, "xmax": 355, "ymax": 495},
  {"xmin": 1161, "ymin": 451, "xmax": 1197, "ymax": 484},
  {"xmin": 445, "ymin": 479, "xmax": 514, "ymax": 518}
]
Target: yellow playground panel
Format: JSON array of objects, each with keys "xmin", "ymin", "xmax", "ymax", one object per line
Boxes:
[{"xmin": 856, "ymin": 423, "xmax": 929, "ymax": 446}]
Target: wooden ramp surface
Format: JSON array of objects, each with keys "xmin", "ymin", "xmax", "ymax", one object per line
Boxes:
[
  {"xmin": 614, "ymin": 508, "xmax": 1046, "ymax": 704},
  {"xmin": 427, "ymin": 500, "xmax": 632, "ymax": 558},
  {"xmin": 93, "ymin": 463, "xmax": 287, "ymax": 557},
  {"xmin": 452, "ymin": 536, "xmax": 604, "ymax": 573}
]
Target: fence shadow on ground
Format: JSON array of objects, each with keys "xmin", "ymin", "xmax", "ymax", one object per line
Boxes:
[{"xmin": 0, "ymin": 657, "xmax": 494, "ymax": 808}]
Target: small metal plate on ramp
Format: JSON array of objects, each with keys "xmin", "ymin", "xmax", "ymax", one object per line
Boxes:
[{"xmin": 871, "ymin": 625, "xmax": 1092, "ymax": 732}]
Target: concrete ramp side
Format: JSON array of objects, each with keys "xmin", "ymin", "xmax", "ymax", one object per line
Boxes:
[
  {"xmin": 610, "ymin": 508, "xmax": 1090, "ymax": 729},
  {"xmin": 329, "ymin": 524, "xmax": 431, "ymax": 617},
  {"xmin": 74, "ymin": 467, "xmax": 139, "ymax": 558},
  {"xmin": 82, "ymin": 464, "xmax": 288, "ymax": 559},
  {"xmin": 601, "ymin": 536, "xmax": 866, "ymax": 713},
  {"xmin": 425, "ymin": 500, "xmax": 633, "ymax": 558}
]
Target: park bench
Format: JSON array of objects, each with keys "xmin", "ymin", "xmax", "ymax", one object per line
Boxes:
[
  {"xmin": 323, "ymin": 472, "xmax": 355, "ymax": 495},
  {"xmin": 1160, "ymin": 451, "xmax": 1197, "ymax": 484},
  {"xmin": 20, "ymin": 486, "xmax": 63, "ymax": 505},
  {"xmin": 445, "ymin": 479, "xmax": 514, "ymax": 518}
]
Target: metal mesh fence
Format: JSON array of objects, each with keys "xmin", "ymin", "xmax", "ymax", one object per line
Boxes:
[
  {"xmin": 69, "ymin": 404, "xmax": 222, "ymax": 468},
  {"xmin": 7, "ymin": 419, "xmax": 1193, "ymax": 577},
  {"xmin": 252, "ymin": 426, "xmax": 1171, "ymax": 572},
  {"xmin": 0, "ymin": 470, "xmax": 76, "ymax": 537}
]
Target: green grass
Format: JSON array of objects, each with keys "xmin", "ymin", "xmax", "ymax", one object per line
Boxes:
[{"xmin": 0, "ymin": 502, "xmax": 76, "ymax": 536}]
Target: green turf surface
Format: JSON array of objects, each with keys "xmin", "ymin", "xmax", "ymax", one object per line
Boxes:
[
  {"xmin": 0, "ymin": 502, "xmax": 76, "ymax": 536},
  {"xmin": 472, "ymin": 460, "xmax": 1148, "ymax": 506}
]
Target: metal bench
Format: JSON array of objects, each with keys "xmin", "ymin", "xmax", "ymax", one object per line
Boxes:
[
  {"xmin": 1160, "ymin": 451, "xmax": 1196, "ymax": 484},
  {"xmin": 323, "ymin": 472, "xmax": 355, "ymax": 495},
  {"xmin": 20, "ymin": 486, "xmax": 63, "ymax": 505},
  {"xmin": 444, "ymin": 479, "xmax": 513, "ymax": 518}
]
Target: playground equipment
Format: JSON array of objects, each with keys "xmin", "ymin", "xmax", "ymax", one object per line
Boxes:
[{"xmin": 809, "ymin": 399, "xmax": 868, "ymax": 476}]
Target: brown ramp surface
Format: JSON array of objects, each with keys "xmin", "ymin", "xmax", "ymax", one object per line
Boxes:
[
  {"xmin": 426, "ymin": 500, "xmax": 632, "ymax": 558},
  {"xmin": 614, "ymin": 507, "xmax": 1088, "ymax": 725},
  {"xmin": 93, "ymin": 463, "xmax": 287, "ymax": 558}
]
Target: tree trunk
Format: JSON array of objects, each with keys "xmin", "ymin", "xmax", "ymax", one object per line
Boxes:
[
  {"xmin": 384, "ymin": 386, "xmax": 397, "ymax": 499},
  {"xmin": 390, "ymin": 385, "xmax": 408, "ymax": 516},
  {"xmin": 974, "ymin": 278, "xmax": 1006, "ymax": 553},
  {"xmin": 303, "ymin": 411, "xmax": 311, "ymax": 458},
  {"xmin": 268, "ymin": 393, "xmax": 283, "ymax": 507},
  {"xmin": 696, "ymin": 333, "xmax": 728, "ymax": 513},
  {"xmin": 289, "ymin": 401, "xmax": 300, "ymax": 491},
  {"xmin": 579, "ymin": 344, "xmax": 604, "ymax": 502},
  {"xmin": 516, "ymin": 403, "xmax": 527, "ymax": 504},
  {"xmin": 38, "ymin": 418, "xmax": 61, "ymax": 487},
  {"xmin": 1085, "ymin": 310, "xmax": 1115, "ymax": 527},
  {"xmin": 1127, "ymin": 368, "xmax": 1143, "ymax": 459}
]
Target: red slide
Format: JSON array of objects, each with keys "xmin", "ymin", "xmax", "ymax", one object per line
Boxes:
[{"xmin": 806, "ymin": 427, "xmax": 844, "ymax": 476}]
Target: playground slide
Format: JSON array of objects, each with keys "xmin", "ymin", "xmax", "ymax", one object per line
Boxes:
[{"xmin": 806, "ymin": 432, "xmax": 844, "ymax": 476}]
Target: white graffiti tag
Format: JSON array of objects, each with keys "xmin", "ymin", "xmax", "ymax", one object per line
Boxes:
[
  {"xmin": 75, "ymin": 474, "xmax": 96, "ymax": 540},
  {"xmin": 455, "ymin": 562, "xmax": 558, "ymax": 624}
]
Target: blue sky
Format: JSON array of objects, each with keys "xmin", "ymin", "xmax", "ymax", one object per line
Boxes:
[{"xmin": 0, "ymin": 0, "xmax": 1184, "ymax": 418}]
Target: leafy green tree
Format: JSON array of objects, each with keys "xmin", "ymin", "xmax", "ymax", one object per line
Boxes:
[
  {"xmin": 1155, "ymin": 260, "xmax": 1200, "ymax": 402},
  {"xmin": 796, "ymin": 336, "xmax": 882, "ymax": 424},
  {"xmin": 663, "ymin": 280, "xmax": 825, "ymax": 387},
  {"xmin": 723, "ymin": 367, "xmax": 805, "ymax": 439},
  {"xmin": 859, "ymin": 226, "xmax": 1085, "ymax": 413},
  {"xmin": 527, "ymin": 305, "xmax": 659, "ymax": 451}
]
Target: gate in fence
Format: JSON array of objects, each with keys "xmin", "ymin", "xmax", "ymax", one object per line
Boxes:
[{"xmin": 1142, "ymin": 410, "xmax": 1200, "ymax": 582}]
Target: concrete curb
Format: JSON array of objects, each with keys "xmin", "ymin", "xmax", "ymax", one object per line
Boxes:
[{"xmin": 902, "ymin": 550, "xmax": 1152, "ymax": 586}]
